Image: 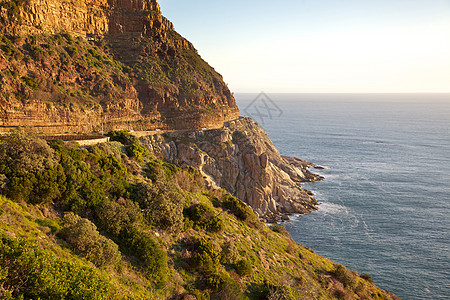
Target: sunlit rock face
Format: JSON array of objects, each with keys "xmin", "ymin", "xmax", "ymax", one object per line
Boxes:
[
  {"xmin": 143, "ymin": 118, "xmax": 323, "ymax": 222},
  {"xmin": 0, "ymin": 0, "xmax": 239, "ymax": 133}
]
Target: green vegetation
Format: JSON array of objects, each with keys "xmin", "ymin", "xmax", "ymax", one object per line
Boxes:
[
  {"xmin": 0, "ymin": 231, "xmax": 114, "ymax": 299},
  {"xmin": 0, "ymin": 25, "xmax": 232, "ymax": 126},
  {"xmin": 0, "ymin": 131, "xmax": 399, "ymax": 299},
  {"xmin": 271, "ymin": 224, "xmax": 290, "ymax": 237},
  {"xmin": 61, "ymin": 212, "xmax": 121, "ymax": 267}
]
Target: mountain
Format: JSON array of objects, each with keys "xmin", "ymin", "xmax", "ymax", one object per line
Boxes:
[
  {"xmin": 0, "ymin": 1, "xmax": 401, "ymax": 299},
  {"xmin": 0, "ymin": 0, "xmax": 238, "ymax": 133},
  {"xmin": 0, "ymin": 130, "xmax": 400, "ymax": 299}
]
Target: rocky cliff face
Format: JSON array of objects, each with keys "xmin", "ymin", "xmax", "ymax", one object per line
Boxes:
[
  {"xmin": 0, "ymin": 0, "xmax": 239, "ymax": 133},
  {"xmin": 142, "ymin": 117, "xmax": 323, "ymax": 222},
  {"xmin": 1, "ymin": 0, "xmax": 171, "ymax": 38}
]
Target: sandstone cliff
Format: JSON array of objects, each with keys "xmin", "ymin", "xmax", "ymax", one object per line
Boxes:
[
  {"xmin": 0, "ymin": 0, "xmax": 239, "ymax": 133},
  {"xmin": 142, "ymin": 117, "xmax": 323, "ymax": 222}
]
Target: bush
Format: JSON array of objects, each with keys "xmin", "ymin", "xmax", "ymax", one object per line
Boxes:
[
  {"xmin": 360, "ymin": 273, "xmax": 373, "ymax": 283},
  {"xmin": 133, "ymin": 182, "xmax": 185, "ymax": 234},
  {"xmin": 107, "ymin": 131, "xmax": 150, "ymax": 161},
  {"xmin": 0, "ymin": 130, "xmax": 56, "ymax": 174},
  {"xmin": 172, "ymin": 170, "xmax": 202, "ymax": 192},
  {"xmin": 20, "ymin": 75, "xmax": 40, "ymax": 90},
  {"xmin": 0, "ymin": 233, "xmax": 114, "ymax": 299},
  {"xmin": 271, "ymin": 224, "xmax": 290, "ymax": 237},
  {"xmin": 95, "ymin": 199, "xmax": 143, "ymax": 236},
  {"xmin": 209, "ymin": 217, "xmax": 224, "ymax": 233},
  {"xmin": 222, "ymin": 195, "xmax": 254, "ymax": 222},
  {"xmin": 125, "ymin": 229, "xmax": 168, "ymax": 282},
  {"xmin": 107, "ymin": 130, "xmax": 140, "ymax": 145},
  {"xmin": 61, "ymin": 212, "xmax": 121, "ymax": 267},
  {"xmin": 65, "ymin": 45, "xmax": 78, "ymax": 57},
  {"xmin": 253, "ymin": 280, "xmax": 297, "ymax": 300},
  {"xmin": 48, "ymin": 140, "xmax": 122, "ymax": 212},
  {"xmin": 146, "ymin": 160, "xmax": 180, "ymax": 181},
  {"xmin": 0, "ymin": 131, "xmax": 65, "ymax": 204},
  {"xmin": 126, "ymin": 143, "xmax": 148, "ymax": 161},
  {"xmin": 221, "ymin": 241, "xmax": 239, "ymax": 264},
  {"xmin": 186, "ymin": 202, "xmax": 224, "ymax": 232},
  {"xmin": 208, "ymin": 273, "xmax": 247, "ymax": 300},
  {"xmin": 194, "ymin": 236, "xmax": 222, "ymax": 275},
  {"xmin": 185, "ymin": 288, "xmax": 210, "ymax": 300},
  {"xmin": 333, "ymin": 264, "xmax": 357, "ymax": 290},
  {"xmin": 36, "ymin": 218, "xmax": 62, "ymax": 233},
  {"xmin": 234, "ymin": 259, "xmax": 252, "ymax": 277}
]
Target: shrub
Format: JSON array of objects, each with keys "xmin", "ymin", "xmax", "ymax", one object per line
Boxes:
[
  {"xmin": 0, "ymin": 233, "xmax": 114, "ymax": 299},
  {"xmin": 234, "ymin": 259, "xmax": 252, "ymax": 277},
  {"xmin": 253, "ymin": 280, "xmax": 297, "ymax": 300},
  {"xmin": 0, "ymin": 130, "xmax": 56, "ymax": 174},
  {"xmin": 360, "ymin": 273, "xmax": 373, "ymax": 283},
  {"xmin": 333, "ymin": 264, "xmax": 357, "ymax": 290},
  {"xmin": 36, "ymin": 218, "xmax": 62, "ymax": 233},
  {"xmin": 126, "ymin": 143, "xmax": 148, "ymax": 161},
  {"xmin": 61, "ymin": 212, "xmax": 121, "ymax": 267},
  {"xmin": 333, "ymin": 285, "xmax": 351, "ymax": 300},
  {"xmin": 146, "ymin": 160, "xmax": 180, "ymax": 181},
  {"xmin": 125, "ymin": 229, "xmax": 168, "ymax": 282},
  {"xmin": 194, "ymin": 236, "xmax": 222, "ymax": 275},
  {"xmin": 20, "ymin": 75, "xmax": 40, "ymax": 90},
  {"xmin": 106, "ymin": 130, "xmax": 150, "ymax": 162},
  {"xmin": 172, "ymin": 170, "xmax": 201, "ymax": 192},
  {"xmin": 271, "ymin": 224, "xmax": 290, "ymax": 237},
  {"xmin": 206, "ymin": 273, "xmax": 227, "ymax": 291},
  {"xmin": 186, "ymin": 202, "xmax": 224, "ymax": 232},
  {"xmin": 0, "ymin": 131, "xmax": 65, "ymax": 204},
  {"xmin": 222, "ymin": 195, "xmax": 254, "ymax": 222},
  {"xmin": 185, "ymin": 288, "xmax": 210, "ymax": 300},
  {"xmin": 221, "ymin": 241, "xmax": 239, "ymax": 264},
  {"xmin": 65, "ymin": 45, "xmax": 78, "ymax": 57},
  {"xmin": 209, "ymin": 216, "xmax": 224, "ymax": 233},
  {"xmin": 107, "ymin": 130, "xmax": 140, "ymax": 145},
  {"xmin": 95, "ymin": 199, "xmax": 143, "ymax": 236},
  {"xmin": 133, "ymin": 182, "xmax": 185, "ymax": 234},
  {"xmin": 208, "ymin": 273, "xmax": 246, "ymax": 300}
]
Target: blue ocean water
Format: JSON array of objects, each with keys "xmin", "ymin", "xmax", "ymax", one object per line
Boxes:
[{"xmin": 236, "ymin": 94, "xmax": 450, "ymax": 300}]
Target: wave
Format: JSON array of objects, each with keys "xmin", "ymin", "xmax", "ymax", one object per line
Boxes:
[{"xmin": 318, "ymin": 202, "xmax": 349, "ymax": 215}]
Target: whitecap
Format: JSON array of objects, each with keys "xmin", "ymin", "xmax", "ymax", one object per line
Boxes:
[{"xmin": 318, "ymin": 202, "xmax": 349, "ymax": 215}]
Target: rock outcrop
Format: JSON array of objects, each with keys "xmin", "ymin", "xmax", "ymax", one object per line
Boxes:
[
  {"xmin": 142, "ymin": 117, "xmax": 323, "ymax": 222},
  {"xmin": 0, "ymin": 0, "xmax": 239, "ymax": 133}
]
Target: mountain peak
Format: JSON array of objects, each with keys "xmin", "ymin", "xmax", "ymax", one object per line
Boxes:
[{"xmin": 0, "ymin": 0, "xmax": 238, "ymax": 133}]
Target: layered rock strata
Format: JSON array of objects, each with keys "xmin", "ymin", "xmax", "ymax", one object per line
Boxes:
[{"xmin": 0, "ymin": 0, "xmax": 239, "ymax": 133}]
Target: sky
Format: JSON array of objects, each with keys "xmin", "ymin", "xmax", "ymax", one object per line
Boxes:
[{"xmin": 158, "ymin": 0, "xmax": 450, "ymax": 93}]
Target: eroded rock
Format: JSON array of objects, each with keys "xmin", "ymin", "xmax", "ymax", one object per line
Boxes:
[{"xmin": 144, "ymin": 117, "xmax": 323, "ymax": 222}]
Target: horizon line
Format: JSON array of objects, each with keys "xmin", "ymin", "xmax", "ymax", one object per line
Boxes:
[{"xmin": 234, "ymin": 92, "xmax": 450, "ymax": 95}]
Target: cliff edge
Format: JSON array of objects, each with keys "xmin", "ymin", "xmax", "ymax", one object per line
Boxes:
[
  {"xmin": 0, "ymin": 0, "xmax": 239, "ymax": 133},
  {"xmin": 142, "ymin": 117, "xmax": 323, "ymax": 222}
]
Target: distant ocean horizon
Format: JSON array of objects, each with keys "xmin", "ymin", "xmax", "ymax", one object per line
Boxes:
[{"xmin": 236, "ymin": 93, "xmax": 450, "ymax": 300}]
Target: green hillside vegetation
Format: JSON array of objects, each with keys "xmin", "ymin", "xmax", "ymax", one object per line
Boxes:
[
  {"xmin": 0, "ymin": 28, "xmax": 231, "ymax": 117},
  {"xmin": 0, "ymin": 131, "xmax": 399, "ymax": 299}
]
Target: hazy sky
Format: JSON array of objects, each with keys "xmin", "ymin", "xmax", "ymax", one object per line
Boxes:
[{"xmin": 158, "ymin": 0, "xmax": 450, "ymax": 93}]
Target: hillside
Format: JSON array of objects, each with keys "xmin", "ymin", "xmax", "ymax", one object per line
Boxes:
[
  {"xmin": 0, "ymin": 1, "xmax": 402, "ymax": 299},
  {"xmin": 0, "ymin": 0, "xmax": 239, "ymax": 133},
  {"xmin": 0, "ymin": 130, "xmax": 400, "ymax": 299}
]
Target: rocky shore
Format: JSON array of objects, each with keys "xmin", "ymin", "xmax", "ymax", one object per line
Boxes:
[{"xmin": 142, "ymin": 117, "xmax": 323, "ymax": 222}]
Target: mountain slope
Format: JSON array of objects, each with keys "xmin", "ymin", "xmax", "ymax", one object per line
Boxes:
[
  {"xmin": 0, "ymin": 0, "xmax": 238, "ymax": 133},
  {"xmin": 0, "ymin": 131, "xmax": 400, "ymax": 299}
]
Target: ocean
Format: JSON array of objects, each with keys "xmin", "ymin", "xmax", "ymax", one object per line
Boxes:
[{"xmin": 236, "ymin": 94, "xmax": 450, "ymax": 300}]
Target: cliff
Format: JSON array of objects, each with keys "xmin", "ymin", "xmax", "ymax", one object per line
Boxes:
[
  {"xmin": 142, "ymin": 117, "xmax": 323, "ymax": 222},
  {"xmin": 0, "ymin": 0, "xmax": 239, "ymax": 133}
]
